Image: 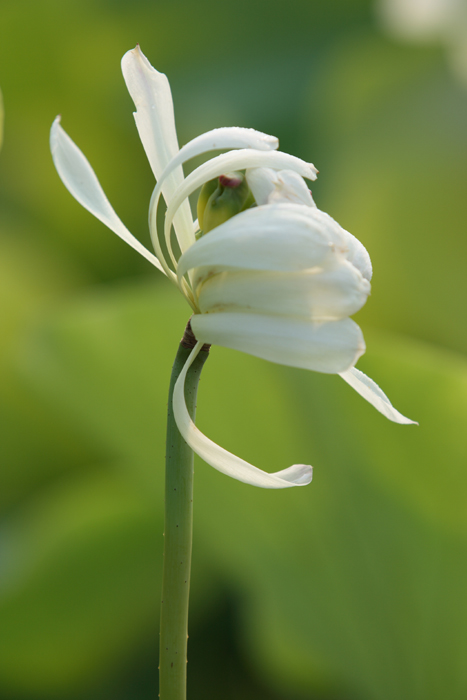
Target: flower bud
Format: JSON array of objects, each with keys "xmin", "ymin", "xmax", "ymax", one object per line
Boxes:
[{"xmin": 197, "ymin": 171, "xmax": 254, "ymax": 235}]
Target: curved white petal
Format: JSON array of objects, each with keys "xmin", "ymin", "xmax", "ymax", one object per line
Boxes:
[
  {"xmin": 121, "ymin": 46, "xmax": 193, "ymax": 250},
  {"xmin": 244, "ymin": 167, "xmax": 276, "ymax": 205},
  {"xmin": 340, "ymin": 367, "xmax": 417, "ymax": 424},
  {"xmin": 178, "ymin": 203, "xmax": 336, "ymax": 286},
  {"xmin": 173, "ymin": 343, "xmax": 313, "ymax": 488},
  {"xmin": 247, "ymin": 168, "xmax": 315, "ymax": 207},
  {"xmin": 160, "ymin": 127, "xmax": 278, "ymax": 184},
  {"xmin": 191, "ymin": 312, "xmax": 365, "ymax": 374},
  {"xmin": 148, "ymin": 127, "xmax": 278, "ymax": 261},
  {"xmin": 50, "ymin": 117, "xmax": 164, "ymax": 273},
  {"xmin": 302, "ymin": 208, "xmax": 372, "ymax": 282},
  {"xmin": 197, "ymin": 261, "xmax": 370, "ymax": 320},
  {"xmin": 161, "ymin": 149, "xmax": 318, "ymax": 256},
  {"xmin": 121, "ymin": 45, "xmax": 180, "ymax": 184},
  {"xmin": 340, "ymin": 228, "xmax": 373, "ymax": 282}
]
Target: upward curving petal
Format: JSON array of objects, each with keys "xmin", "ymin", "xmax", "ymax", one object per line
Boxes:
[
  {"xmin": 50, "ymin": 117, "xmax": 164, "ymax": 273},
  {"xmin": 340, "ymin": 367, "xmax": 417, "ymax": 424},
  {"xmin": 121, "ymin": 46, "xmax": 193, "ymax": 248},
  {"xmin": 173, "ymin": 343, "xmax": 313, "ymax": 488},
  {"xmin": 121, "ymin": 45, "xmax": 181, "ymax": 186}
]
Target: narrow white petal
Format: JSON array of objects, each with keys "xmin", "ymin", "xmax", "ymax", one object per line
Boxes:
[
  {"xmin": 164, "ymin": 149, "xmax": 318, "ymax": 253},
  {"xmin": 178, "ymin": 203, "xmax": 335, "ymax": 286},
  {"xmin": 161, "ymin": 127, "xmax": 278, "ymax": 182},
  {"xmin": 50, "ymin": 117, "xmax": 164, "ymax": 272},
  {"xmin": 173, "ymin": 343, "xmax": 313, "ymax": 488},
  {"xmin": 121, "ymin": 45, "xmax": 180, "ymax": 185},
  {"xmin": 340, "ymin": 367, "xmax": 417, "ymax": 424},
  {"xmin": 192, "ymin": 312, "xmax": 365, "ymax": 374},
  {"xmin": 121, "ymin": 46, "xmax": 193, "ymax": 250},
  {"xmin": 198, "ymin": 261, "xmax": 370, "ymax": 320}
]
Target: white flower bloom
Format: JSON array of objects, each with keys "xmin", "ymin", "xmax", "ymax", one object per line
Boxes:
[{"xmin": 50, "ymin": 46, "xmax": 415, "ymax": 490}]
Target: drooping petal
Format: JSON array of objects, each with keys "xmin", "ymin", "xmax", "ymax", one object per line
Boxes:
[
  {"xmin": 191, "ymin": 312, "xmax": 365, "ymax": 374},
  {"xmin": 173, "ymin": 343, "xmax": 313, "ymax": 488},
  {"xmin": 246, "ymin": 167, "xmax": 316, "ymax": 207},
  {"xmin": 50, "ymin": 117, "xmax": 165, "ymax": 273},
  {"xmin": 340, "ymin": 367, "xmax": 417, "ymax": 424},
  {"xmin": 121, "ymin": 46, "xmax": 193, "ymax": 249},
  {"xmin": 163, "ymin": 149, "xmax": 318, "ymax": 256},
  {"xmin": 197, "ymin": 261, "xmax": 370, "ymax": 320},
  {"xmin": 177, "ymin": 203, "xmax": 336, "ymax": 286}
]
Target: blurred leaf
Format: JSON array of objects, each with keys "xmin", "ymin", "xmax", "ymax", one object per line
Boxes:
[
  {"xmin": 0, "ymin": 87, "xmax": 3, "ymax": 151},
  {"xmin": 0, "ymin": 227, "xmax": 100, "ymax": 507},
  {"xmin": 196, "ymin": 334, "xmax": 467, "ymax": 700},
  {"xmin": 305, "ymin": 32, "xmax": 467, "ymax": 356},
  {"xmin": 9, "ymin": 279, "xmax": 467, "ymax": 699},
  {"xmin": 0, "ymin": 468, "xmax": 161, "ymax": 696}
]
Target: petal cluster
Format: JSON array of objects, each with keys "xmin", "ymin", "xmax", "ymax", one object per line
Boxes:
[{"xmin": 50, "ymin": 46, "xmax": 416, "ymax": 490}]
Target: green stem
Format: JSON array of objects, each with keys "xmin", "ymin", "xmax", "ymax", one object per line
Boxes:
[{"xmin": 159, "ymin": 323, "xmax": 210, "ymax": 700}]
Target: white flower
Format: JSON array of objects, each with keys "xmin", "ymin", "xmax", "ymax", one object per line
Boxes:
[{"xmin": 50, "ymin": 46, "xmax": 415, "ymax": 490}]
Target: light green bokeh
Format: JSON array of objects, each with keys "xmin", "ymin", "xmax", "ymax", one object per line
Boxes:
[{"xmin": 0, "ymin": 0, "xmax": 466, "ymax": 698}]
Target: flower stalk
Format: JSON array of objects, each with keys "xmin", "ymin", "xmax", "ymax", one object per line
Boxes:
[{"xmin": 160, "ymin": 322, "xmax": 210, "ymax": 700}]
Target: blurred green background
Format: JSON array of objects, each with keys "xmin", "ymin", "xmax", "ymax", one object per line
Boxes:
[{"xmin": 1, "ymin": 0, "xmax": 466, "ymax": 698}]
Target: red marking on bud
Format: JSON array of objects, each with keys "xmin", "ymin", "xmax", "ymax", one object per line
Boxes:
[{"xmin": 219, "ymin": 174, "xmax": 243, "ymax": 189}]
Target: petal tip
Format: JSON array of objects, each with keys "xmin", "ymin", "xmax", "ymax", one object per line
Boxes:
[
  {"xmin": 293, "ymin": 464, "xmax": 313, "ymax": 485},
  {"xmin": 121, "ymin": 44, "xmax": 151, "ymax": 74},
  {"xmin": 50, "ymin": 115, "xmax": 63, "ymax": 150}
]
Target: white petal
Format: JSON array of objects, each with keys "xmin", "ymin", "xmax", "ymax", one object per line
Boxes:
[
  {"xmin": 198, "ymin": 261, "xmax": 370, "ymax": 320},
  {"xmin": 121, "ymin": 46, "xmax": 193, "ymax": 251},
  {"xmin": 340, "ymin": 228, "xmax": 373, "ymax": 282},
  {"xmin": 178, "ymin": 203, "xmax": 335, "ymax": 285},
  {"xmin": 340, "ymin": 367, "xmax": 417, "ymax": 424},
  {"xmin": 173, "ymin": 343, "xmax": 313, "ymax": 488},
  {"xmin": 303, "ymin": 208, "xmax": 372, "ymax": 282},
  {"xmin": 161, "ymin": 127, "xmax": 278, "ymax": 182},
  {"xmin": 148, "ymin": 126, "xmax": 278, "ymax": 259},
  {"xmin": 121, "ymin": 46, "xmax": 180, "ymax": 185},
  {"xmin": 50, "ymin": 117, "xmax": 165, "ymax": 273},
  {"xmin": 163, "ymin": 149, "xmax": 318, "ymax": 254},
  {"xmin": 247, "ymin": 168, "xmax": 316, "ymax": 207},
  {"xmin": 244, "ymin": 167, "xmax": 276, "ymax": 205},
  {"xmin": 191, "ymin": 312, "xmax": 365, "ymax": 374}
]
